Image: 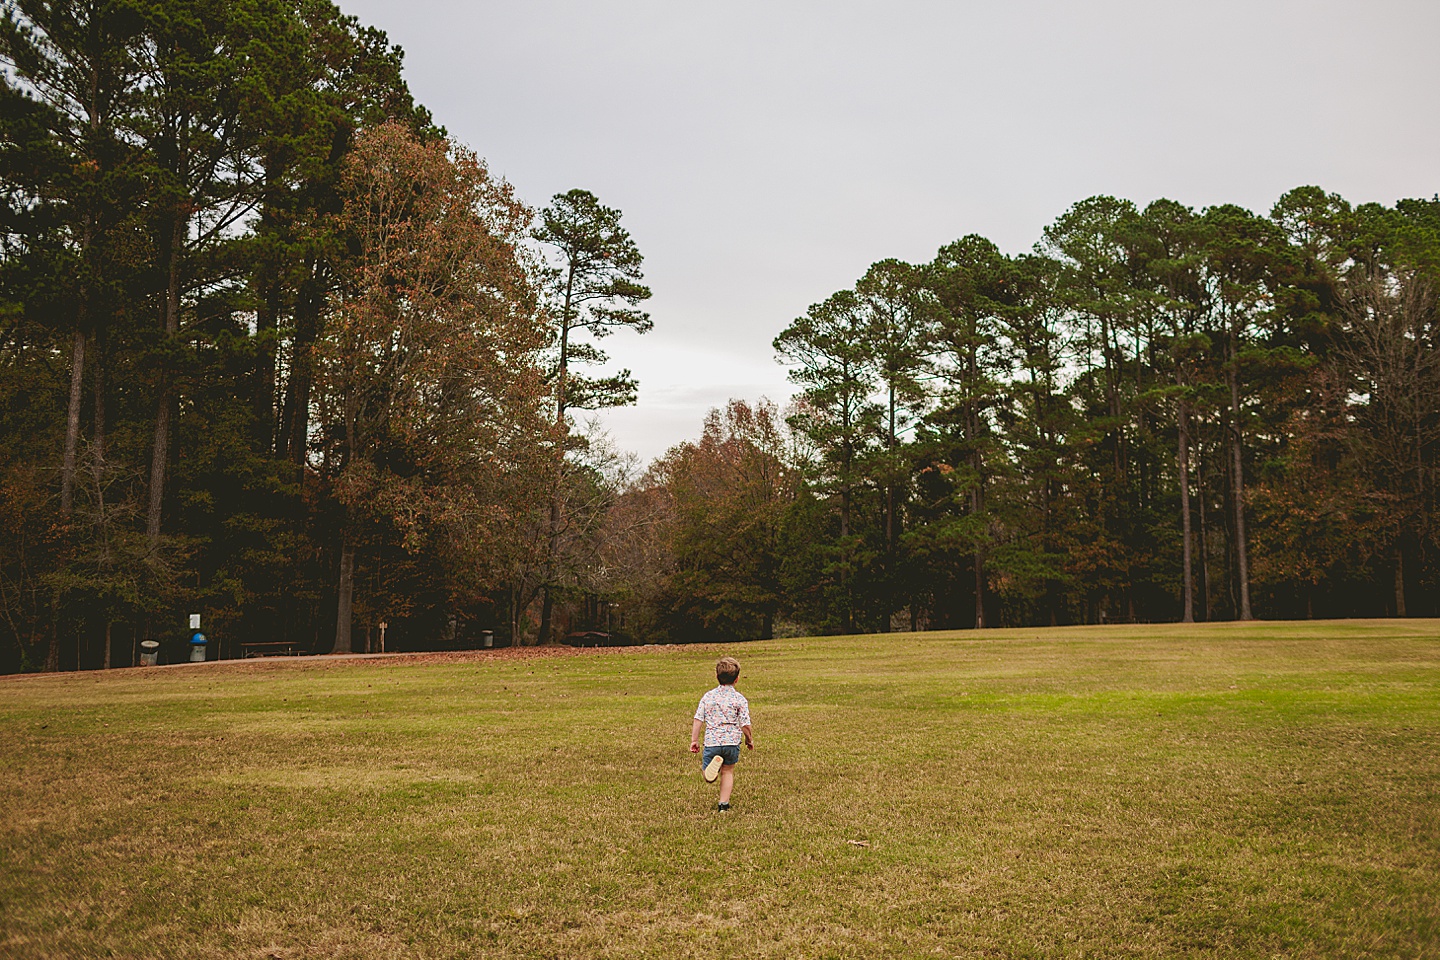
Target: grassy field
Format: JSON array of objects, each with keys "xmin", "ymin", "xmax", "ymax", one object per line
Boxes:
[{"xmin": 1, "ymin": 620, "xmax": 1437, "ymax": 959}]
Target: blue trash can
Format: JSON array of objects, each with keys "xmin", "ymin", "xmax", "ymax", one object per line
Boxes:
[{"xmin": 189, "ymin": 632, "xmax": 208, "ymax": 662}]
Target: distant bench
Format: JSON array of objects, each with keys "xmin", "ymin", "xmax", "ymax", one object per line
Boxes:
[{"xmin": 240, "ymin": 640, "xmax": 305, "ymax": 658}]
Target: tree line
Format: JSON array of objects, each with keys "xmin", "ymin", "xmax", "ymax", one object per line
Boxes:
[
  {"xmin": 0, "ymin": 0, "xmax": 650, "ymax": 671},
  {"xmin": 3, "ymin": 3, "xmax": 1436, "ymax": 671},
  {"xmin": 600, "ymin": 190, "xmax": 1438, "ymax": 641}
]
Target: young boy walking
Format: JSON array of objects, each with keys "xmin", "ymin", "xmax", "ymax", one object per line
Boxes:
[{"xmin": 690, "ymin": 656, "xmax": 753, "ymax": 811}]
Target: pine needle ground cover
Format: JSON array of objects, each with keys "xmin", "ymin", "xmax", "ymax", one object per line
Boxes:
[{"xmin": 2, "ymin": 621, "xmax": 1437, "ymax": 959}]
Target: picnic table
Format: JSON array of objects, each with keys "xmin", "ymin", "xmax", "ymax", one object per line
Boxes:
[{"xmin": 239, "ymin": 640, "xmax": 305, "ymax": 658}]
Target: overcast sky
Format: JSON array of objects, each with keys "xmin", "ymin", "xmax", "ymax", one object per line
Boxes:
[{"xmin": 338, "ymin": 0, "xmax": 1439, "ymax": 465}]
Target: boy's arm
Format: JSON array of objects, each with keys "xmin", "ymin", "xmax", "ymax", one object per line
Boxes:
[
  {"xmin": 690, "ymin": 718, "xmax": 704, "ymax": 752},
  {"xmin": 742, "ymin": 723, "xmax": 754, "ymax": 749}
]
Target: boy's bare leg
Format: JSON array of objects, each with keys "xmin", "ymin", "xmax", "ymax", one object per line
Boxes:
[{"xmin": 718, "ymin": 764, "xmax": 736, "ymax": 805}]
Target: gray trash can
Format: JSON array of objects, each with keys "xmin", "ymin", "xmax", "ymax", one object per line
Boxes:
[
  {"xmin": 480, "ymin": 630, "xmax": 494, "ymax": 649},
  {"xmin": 189, "ymin": 632, "xmax": 207, "ymax": 662},
  {"xmin": 139, "ymin": 639, "xmax": 160, "ymax": 666}
]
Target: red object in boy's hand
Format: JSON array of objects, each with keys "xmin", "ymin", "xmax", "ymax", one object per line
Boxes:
[{"xmin": 689, "ymin": 742, "xmax": 700, "ymax": 753}]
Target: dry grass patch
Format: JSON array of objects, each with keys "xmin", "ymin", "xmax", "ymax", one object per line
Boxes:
[{"xmin": 1, "ymin": 620, "xmax": 1437, "ymax": 958}]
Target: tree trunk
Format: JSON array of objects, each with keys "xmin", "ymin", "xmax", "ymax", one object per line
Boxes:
[
  {"xmin": 1219, "ymin": 419, "xmax": 1238, "ymax": 617},
  {"xmin": 91, "ymin": 330, "xmax": 106, "ymax": 467},
  {"xmin": 536, "ymin": 580, "xmax": 555, "ymax": 644},
  {"xmin": 254, "ymin": 267, "xmax": 279, "ymax": 453},
  {"xmin": 1226, "ymin": 335, "xmax": 1253, "ymax": 620},
  {"xmin": 280, "ymin": 259, "xmax": 321, "ymax": 465},
  {"xmin": 973, "ymin": 548, "xmax": 986, "ymax": 630},
  {"xmin": 972, "ymin": 462, "xmax": 986, "ymax": 630},
  {"xmin": 146, "ymin": 210, "xmax": 184, "ymax": 546},
  {"xmin": 1394, "ymin": 546, "xmax": 1407, "ymax": 618},
  {"xmin": 62, "ymin": 199, "xmax": 97, "ymax": 515},
  {"xmin": 879, "ymin": 474, "xmax": 893, "ymax": 635},
  {"xmin": 1043, "ymin": 454, "xmax": 1059, "ymax": 627},
  {"xmin": 146, "ymin": 398, "xmax": 172, "ymax": 545},
  {"xmin": 878, "ymin": 487, "xmax": 892, "ymax": 634},
  {"xmin": 334, "ymin": 527, "xmax": 355, "ymax": 654},
  {"xmin": 538, "ymin": 584, "xmax": 555, "ymax": 645},
  {"xmin": 91, "ymin": 332, "xmax": 108, "ymax": 560},
  {"xmin": 538, "ymin": 492, "xmax": 561, "ymax": 645},
  {"xmin": 840, "ymin": 467, "xmax": 855, "ymax": 634},
  {"xmin": 61, "ymin": 330, "xmax": 86, "ymax": 515},
  {"xmin": 1197, "ymin": 453, "xmax": 1211, "ymax": 621},
  {"xmin": 1177, "ymin": 401, "xmax": 1195, "ymax": 622},
  {"xmin": 44, "ymin": 618, "xmax": 59, "ymax": 672},
  {"xmin": 331, "ymin": 377, "xmax": 362, "ymax": 656},
  {"xmin": 538, "ymin": 273, "xmax": 576, "ymax": 648},
  {"xmin": 1102, "ymin": 313, "xmax": 1124, "ymax": 480},
  {"xmin": 879, "ymin": 386, "xmax": 897, "ymax": 634}
]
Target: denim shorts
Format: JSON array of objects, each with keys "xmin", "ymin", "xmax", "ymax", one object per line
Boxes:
[{"xmin": 701, "ymin": 744, "xmax": 741, "ymax": 769}]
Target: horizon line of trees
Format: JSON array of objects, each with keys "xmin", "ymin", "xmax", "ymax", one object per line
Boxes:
[
  {"xmin": 598, "ymin": 188, "xmax": 1439, "ymax": 640},
  {"xmin": 3, "ymin": 6, "xmax": 1436, "ymax": 673},
  {"xmin": 0, "ymin": 0, "xmax": 651, "ymax": 672}
]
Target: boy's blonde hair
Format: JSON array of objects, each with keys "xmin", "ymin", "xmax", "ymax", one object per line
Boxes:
[{"xmin": 715, "ymin": 656, "xmax": 740, "ymax": 685}]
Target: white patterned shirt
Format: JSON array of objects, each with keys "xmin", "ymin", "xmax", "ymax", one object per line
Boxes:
[{"xmin": 694, "ymin": 685, "xmax": 751, "ymax": 746}]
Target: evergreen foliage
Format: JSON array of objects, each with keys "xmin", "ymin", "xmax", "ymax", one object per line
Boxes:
[
  {"xmin": 616, "ymin": 189, "xmax": 1440, "ymax": 641},
  {"xmin": 1, "ymin": 2, "xmax": 1435, "ymax": 667},
  {"xmin": 0, "ymin": 0, "xmax": 558, "ymax": 671}
]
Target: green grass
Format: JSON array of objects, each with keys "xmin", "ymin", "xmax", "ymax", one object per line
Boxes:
[{"xmin": 2, "ymin": 620, "xmax": 1438, "ymax": 959}]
